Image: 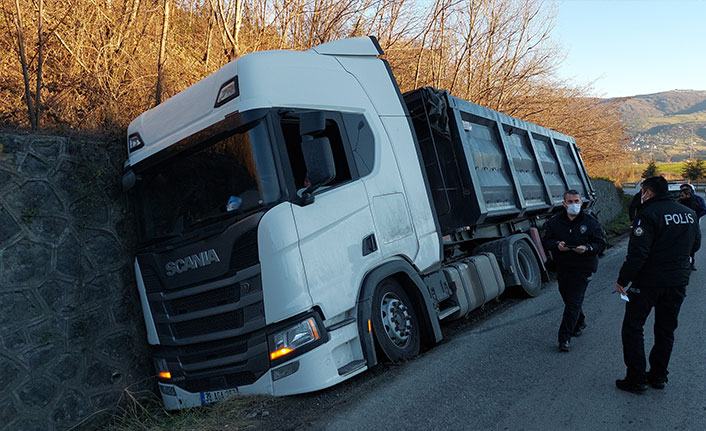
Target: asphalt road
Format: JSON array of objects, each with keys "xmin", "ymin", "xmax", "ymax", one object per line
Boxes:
[{"xmin": 308, "ymin": 228, "xmax": 706, "ymax": 431}]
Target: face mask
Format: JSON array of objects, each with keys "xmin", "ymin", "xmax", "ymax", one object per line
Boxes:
[{"xmin": 566, "ymin": 203, "xmax": 582, "ymax": 215}]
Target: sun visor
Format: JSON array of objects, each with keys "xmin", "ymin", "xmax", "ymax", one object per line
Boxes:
[{"xmin": 309, "ymin": 36, "xmax": 384, "ymax": 57}]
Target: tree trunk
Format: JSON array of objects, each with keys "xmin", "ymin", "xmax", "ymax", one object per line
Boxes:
[
  {"xmin": 13, "ymin": 0, "xmax": 36, "ymax": 129},
  {"xmin": 35, "ymin": 0, "xmax": 43, "ymax": 128},
  {"xmin": 155, "ymin": 0, "xmax": 170, "ymax": 106},
  {"xmin": 204, "ymin": 7, "xmax": 214, "ymax": 72},
  {"xmin": 234, "ymin": 0, "xmax": 243, "ymax": 56}
]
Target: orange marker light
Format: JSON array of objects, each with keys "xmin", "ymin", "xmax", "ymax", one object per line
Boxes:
[
  {"xmin": 307, "ymin": 318, "xmax": 320, "ymax": 340},
  {"xmin": 270, "ymin": 348, "xmax": 294, "ymax": 360},
  {"xmin": 368, "ymin": 319, "xmax": 372, "ymax": 333},
  {"xmin": 158, "ymin": 371, "xmax": 172, "ymax": 379}
]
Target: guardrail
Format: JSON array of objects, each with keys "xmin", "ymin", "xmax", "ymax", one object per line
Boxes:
[{"xmin": 620, "ymin": 181, "xmax": 706, "ymax": 193}]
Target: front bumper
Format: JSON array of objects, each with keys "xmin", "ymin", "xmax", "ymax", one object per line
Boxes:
[{"xmin": 157, "ymin": 316, "xmax": 366, "ymax": 409}]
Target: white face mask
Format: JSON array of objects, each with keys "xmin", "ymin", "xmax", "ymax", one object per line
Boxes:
[{"xmin": 566, "ymin": 203, "xmax": 582, "ymax": 215}]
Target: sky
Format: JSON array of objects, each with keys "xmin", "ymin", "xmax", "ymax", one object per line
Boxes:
[{"xmin": 551, "ymin": 0, "xmax": 706, "ymax": 98}]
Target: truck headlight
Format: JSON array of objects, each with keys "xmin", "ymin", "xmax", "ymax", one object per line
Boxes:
[{"xmin": 269, "ymin": 317, "xmax": 321, "ymax": 362}]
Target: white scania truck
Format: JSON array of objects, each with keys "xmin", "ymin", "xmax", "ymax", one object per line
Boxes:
[{"xmin": 122, "ymin": 36, "xmax": 594, "ymax": 410}]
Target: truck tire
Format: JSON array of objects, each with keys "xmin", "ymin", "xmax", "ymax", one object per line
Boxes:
[
  {"xmin": 514, "ymin": 241, "xmax": 542, "ymax": 297},
  {"xmin": 372, "ymin": 278, "xmax": 420, "ymax": 361}
]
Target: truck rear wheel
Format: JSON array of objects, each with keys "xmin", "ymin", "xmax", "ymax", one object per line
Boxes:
[
  {"xmin": 514, "ymin": 241, "xmax": 541, "ymax": 297},
  {"xmin": 372, "ymin": 278, "xmax": 420, "ymax": 361}
]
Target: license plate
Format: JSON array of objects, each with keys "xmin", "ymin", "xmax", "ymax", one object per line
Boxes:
[{"xmin": 200, "ymin": 388, "xmax": 239, "ymax": 404}]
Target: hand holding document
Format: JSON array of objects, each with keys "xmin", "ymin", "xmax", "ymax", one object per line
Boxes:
[{"xmin": 615, "ymin": 282, "xmax": 630, "ymax": 302}]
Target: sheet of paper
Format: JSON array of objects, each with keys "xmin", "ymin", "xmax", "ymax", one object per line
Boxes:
[{"xmin": 620, "ymin": 293, "xmax": 629, "ymax": 302}]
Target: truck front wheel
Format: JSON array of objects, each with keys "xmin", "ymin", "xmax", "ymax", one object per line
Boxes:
[{"xmin": 372, "ymin": 278, "xmax": 420, "ymax": 361}]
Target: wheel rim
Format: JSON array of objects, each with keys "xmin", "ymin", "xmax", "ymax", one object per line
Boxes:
[{"xmin": 379, "ymin": 292, "xmax": 412, "ymax": 348}]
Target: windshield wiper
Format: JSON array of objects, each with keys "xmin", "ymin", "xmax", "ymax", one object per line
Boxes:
[
  {"xmin": 140, "ymin": 232, "xmax": 183, "ymax": 248},
  {"xmin": 186, "ymin": 210, "xmax": 241, "ymax": 232}
]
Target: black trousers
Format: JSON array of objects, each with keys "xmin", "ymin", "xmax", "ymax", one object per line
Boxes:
[
  {"xmin": 557, "ymin": 272, "xmax": 590, "ymax": 343},
  {"xmin": 622, "ymin": 284, "xmax": 686, "ymax": 382}
]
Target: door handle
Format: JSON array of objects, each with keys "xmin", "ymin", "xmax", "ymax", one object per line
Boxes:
[{"xmin": 362, "ymin": 234, "xmax": 377, "ymax": 256}]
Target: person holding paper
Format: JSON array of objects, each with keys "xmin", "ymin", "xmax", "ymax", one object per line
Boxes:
[
  {"xmin": 615, "ymin": 176, "xmax": 700, "ymax": 393},
  {"xmin": 543, "ymin": 190, "xmax": 607, "ymax": 352}
]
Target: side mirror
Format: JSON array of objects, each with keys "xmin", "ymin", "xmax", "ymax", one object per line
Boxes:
[
  {"xmin": 122, "ymin": 169, "xmax": 137, "ymax": 192},
  {"xmin": 300, "ymin": 112, "xmax": 326, "ymax": 136},
  {"xmin": 301, "ymin": 136, "xmax": 336, "ymax": 191}
]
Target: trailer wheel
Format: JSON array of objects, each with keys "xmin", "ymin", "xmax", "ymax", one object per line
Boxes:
[
  {"xmin": 372, "ymin": 278, "xmax": 420, "ymax": 361},
  {"xmin": 514, "ymin": 241, "xmax": 541, "ymax": 297}
]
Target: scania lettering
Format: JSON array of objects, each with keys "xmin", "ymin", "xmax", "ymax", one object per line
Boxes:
[
  {"xmin": 123, "ymin": 36, "xmax": 595, "ymax": 410},
  {"xmin": 165, "ymin": 249, "xmax": 221, "ymax": 276}
]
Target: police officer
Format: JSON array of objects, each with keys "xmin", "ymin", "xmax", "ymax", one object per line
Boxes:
[
  {"xmin": 680, "ymin": 183, "xmax": 706, "ymax": 218},
  {"xmin": 543, "ymin": 189, "xmax": 607, "ymax": 352},
  {"xmin": 678, "ymin": 186, "xmax": 703, "ymax": 270},
  {"xmin": 628, "ymin": 191, "xmax": 642, "ymax": 223},
  {"xmin": 615, "ymin": 176, "xmax": 700, "ymax": 393}
]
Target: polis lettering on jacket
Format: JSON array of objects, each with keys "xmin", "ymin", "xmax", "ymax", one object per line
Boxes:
[
  {"xmin": 664, "ymin": 213, "xmax": 695, "ymax": 225},
  {"xmin": 165, "ymin": 249, "xmax": 221, "ymax": 276}
]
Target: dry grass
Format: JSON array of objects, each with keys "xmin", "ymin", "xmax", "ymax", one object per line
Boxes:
[{"xmin": 106, "ymin": 388, "xmax": 285, "ymax": 431}]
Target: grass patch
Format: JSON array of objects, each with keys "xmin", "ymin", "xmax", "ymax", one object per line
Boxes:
[
  {"xmin": 105, "ymin": 390, "xmax": 283, "ymax": 431},
  {"xmin": 642, "ymin": 112, "xmax": 706, "ymax": 126},
  {"xmin": 632, "ymin": 162, "xmax": 686, "ymax": 179},
  {"xmin": 604, "ymin": 193, "xmax": 633, "ymax": 238}
]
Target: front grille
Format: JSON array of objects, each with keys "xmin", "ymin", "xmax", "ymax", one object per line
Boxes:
[
  {"xmin": 166, "ymin": 285, "xmax": 240, "ymax": 316},
  {"xmin": 184, "ymin": 371, "xmax": 258, "ymax": 392},
  {"xmin": 142, "ymin": 267, "xmax": 162, "ymax": 293},
  {"xmin": 155, "ymin": 331, "xmax": 270, "ymax": 392},
  {"xmin": 179, "ymin": 338, "xmax": 249, "ymax": 365},
  {"xmin": 142, "ymin": 219, "xmax": 269, "ymax": 393},
  {"xmin": 230, "ymin": 229, "xmax": 258, "ymax": 273},
  {"xmin": 170, "ymin": 310, "xmax": 244, "ymax": 339},
  {"xmin": 151, "ymin": 272, "xmax": 263, "ymax": 344}
]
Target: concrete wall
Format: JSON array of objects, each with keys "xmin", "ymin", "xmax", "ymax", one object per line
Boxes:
[
  {"xmin": 0, "ymin": 133, "xmax": 149, "ymax": 431},
  {"xmin": 590, "ymin": 178, "xmax": 623, "ymax": 226}
]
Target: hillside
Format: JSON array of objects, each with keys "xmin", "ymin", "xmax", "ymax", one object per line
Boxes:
[{"xmin": 610, "ymin": 90, "xmax": 706, "ymax": 162}]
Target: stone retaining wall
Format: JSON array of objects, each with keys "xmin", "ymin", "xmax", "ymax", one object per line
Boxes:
[
  {"xmin": 590, "ymin": 178, "xmax": 623, "ymax": 226},
  {"xmin": 0, "ymin": 133, "xmax": 149, "ymax": 431}
]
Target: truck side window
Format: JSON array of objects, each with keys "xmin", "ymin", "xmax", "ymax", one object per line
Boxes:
[
  {"xmin": 280, "ymin": 113, "xmax": 355, "ymax": 192},
  {"xmin": 342, "ymin": 113, "xmax": 374, "ymax": 177}
]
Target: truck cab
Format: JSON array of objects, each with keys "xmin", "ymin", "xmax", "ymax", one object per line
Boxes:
[{"xmin": 124, "ymin": 36, "xmax": 444, "ymax": 409}]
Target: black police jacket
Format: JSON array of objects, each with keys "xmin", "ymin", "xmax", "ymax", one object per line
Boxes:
[
  {"xmin": 542, "ymin": 210, "xmax": 607, "ymax": 274},
  {"xmin": 628, "ymin": 192, "xmax": 642, "ymax": 222},
  {"xmin": 618, "ymin": 194, "xmax": 701, "ymax": 288},
  {"xmin": 679, "ymin": 195, "xmax": 701, "ymax": 215}
]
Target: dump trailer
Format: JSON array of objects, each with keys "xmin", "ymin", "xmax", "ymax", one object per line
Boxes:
[{"xmin": 122, "ymin": 36, "xmax": 594, "ymax": 410}]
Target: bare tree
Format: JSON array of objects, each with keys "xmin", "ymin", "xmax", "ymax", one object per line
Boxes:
[
  {"xmin": 11, "ymin": 0, "xmax": 36, "ymax": 129},
  {"xmin": 203, "ymin": 3, "xmax": 214, "ymax": 71},
  {"xmin": 156, "ymin": 0, "xmax": 171, "ymax": 105},
  {"xmin": 35, "ymin": 0, "xmax": 44, "ymax": 127},
  {"xmin": 0, "ymin": 0, "xmax": 631, "ymax": 175}
]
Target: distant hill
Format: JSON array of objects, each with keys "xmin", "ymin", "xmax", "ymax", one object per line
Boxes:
[{"xmin": 608, "ymin": 90, "xmax": 706, "ymax": 162}]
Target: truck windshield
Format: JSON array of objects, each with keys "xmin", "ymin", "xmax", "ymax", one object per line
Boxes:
[{"xmin": 135, "ymin": 117, "xmax": 279, "ymax": 243}]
